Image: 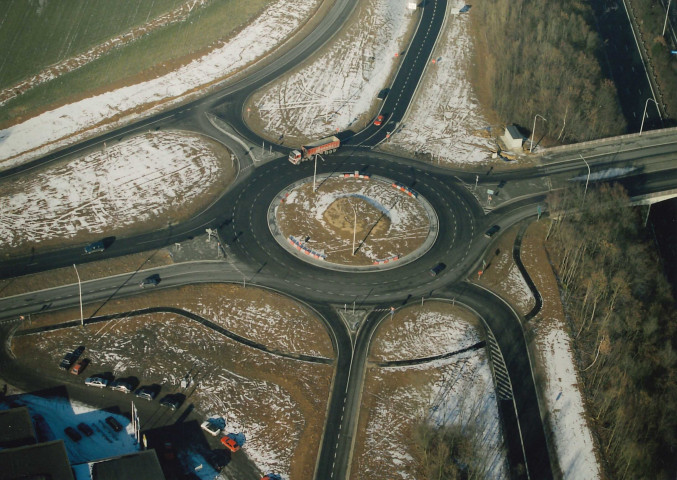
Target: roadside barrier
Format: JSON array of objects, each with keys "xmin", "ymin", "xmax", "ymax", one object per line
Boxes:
[
  {"xmin": 343, "ymin": 171, "xmax": 371, "ymax": 179},
  {"xmin": 392, "ymin": 182, "xmax": 417, "ymax": 197},
  {"xmin": 373, "ymin": 255, "xmax": 399, "ymax": 265},
  {"xmin": 289, "ymin": 236, "xmax": 327, "ymax": 260}
]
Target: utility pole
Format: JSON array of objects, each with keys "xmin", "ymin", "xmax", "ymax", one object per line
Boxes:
[
  {"xmin": 663, "ymin": 0, "xmax": 672, "ymax": 36},
  {"xmin": 350, "ymin": 201, "xmax": 357, "ymax": 255},
  {"xmin": 313, "ymin": 154, "xmax": 318, "ymax": 192},
  {"xmin": 73, "ymin": 264, "xmax": 84, "ymax": 327},
  {"xmin": 530, "ymin": 114, "xmax": 546, "ymax": 153},
  {"xmin": 640, "ymin": 98, "xmax": 660, "ymax": 135},
  {"xmin": 579, "ymin": 154, "xmax": 590, "ymax": 199}
]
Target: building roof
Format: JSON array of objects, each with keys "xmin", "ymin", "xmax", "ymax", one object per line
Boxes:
[
  {"xmin": 92, "ymin": 450, "xmax": 165, "ymax": 480},
  {"xmin": 504, "ymin": 125, "xmax": 522, "ymax": 140},
  {"xmin": 0, "ymin": 439, "xmax": 74, "ymax": 480},
  {"xmin": 0, "ymin": 406, "xmax": 37, "ymax": 448}
]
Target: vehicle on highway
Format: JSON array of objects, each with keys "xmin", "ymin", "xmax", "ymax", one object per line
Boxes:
[
  {"xmin": 373, "ymin": 114, "xmax": 385, "ymax": 126},
  {"xmin": 261, "ymin": 474, "xmax": 283, "ymax": 480},
  {"xmin": 135, "ymin": 387, "xmax": 157, "ymax": 401},
  {"xmin": 429, "ymin": 262, "xmax": 446, "ymax": 277},
  {"xmin": 77, "ymin": 422, "xmax": 94, "ymax": 437},
  {"xmin": 109, "ymin": 380, "xmax": 133, "ymax": 393},
  {"xmin": 105, "ymin": 416, "xmax": 123, "ymax": 433},
  {"xmin": 139, "ymin": 274, "xmax": 160, "ymax": 288},
  {"xmin": 70, "ymin": 358, "xmax": 89, "ymax": 375},
  {"xmin": 84, "ymin": 240, "xmax": 105, "ymax": 254},
  {"xmin": 220, "ymin": 434, "xmax": 241, "ymax": 452},
  {"xmin": 288, "ymin": 136, "xmax": 340, "ymax": 164},
  {"xmin": 377, "ymin": 88, "xmax": 390, "ymax": 100},
  {"xmin": 64, "ymin": 426, "xmax": 82, "ymax": 442},
  {"xmin": 84, "ymin": 376, "xmax": 108, "ymax": 388},
  {"xmin": 159, "ymin": 394, "xmax": 183, "ymax": 410},
  {"xmin": 484, "ymin": 225, "xmax": 501, "ymax": 238},
  {"xmin": 201, "ymin": 420, "xmax": 223, "ymax": 437}
]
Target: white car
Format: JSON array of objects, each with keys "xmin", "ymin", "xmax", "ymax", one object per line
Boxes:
[
  {"xmin": 201, "ymin": 420, "xmax": 223, "ymax": 437},
  {"xmin": 109, "ymin": 381, "xmax": 132, "ymax": 393},
  {"xmin": 84, "ymin": 376, "xmax": 108, "ymax": 388}
]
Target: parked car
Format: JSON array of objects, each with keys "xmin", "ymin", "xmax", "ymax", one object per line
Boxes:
[
  {"xmin": 484, "ymin": 225, "xmax": 501, "ymax": 238},
  {"xmin": 139, "ymin": 274, "xmax": 160, "ymax": 288},
  {"xmin": 84, "ymin": 376, "xmax": 108, "ymax": 388},
  {"xmin": 84, "ymin": 240, "xmax": 105, "ymax": 254},
  {"xmin": 109, "ymin": 380, "xmax": 133, "ymax": 393},
  {"xmin": 77, "ymin": 422, "xmax": 94, "ymax": 437},
  {"xmin": 105, "ymin": 416, "xmax": 123, "ymax": 433},
  {"xmin": 220, "ymin": 434, "xmax": 240, "ymax": 452},
  {"xmin": 159, "ymin": 394, "xmax": 183, "ymax": 410},
  {"xmin": 201, "ymin": 420, "xmax": 223, "ymax": 437},
  {"xmin": 59, "ymin": 354, "xmax": 74, "ymax": 370},
  {"xmin": 70, "ymin": 359, "xmax": 89, "ymax": 375},
  {"xmin": 64, "ymin": 426, "xmax": 82, "ymax": 442},
  {"xmin": 429, "ymin": 262, "xmax": 446, "ymax": 277},
  {"xmin": 135, "ymin": 387, "xmax": 157, "ymax": 401}
]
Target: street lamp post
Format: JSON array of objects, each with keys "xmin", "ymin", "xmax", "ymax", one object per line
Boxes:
[
  {"xmin": 351, "ymin": 204, "xmax": 357, "ymax": 256},
  {"xmin": 73, "ymin": 264, "xmax": 84, "ymax": 327},
  {"xmin": 530, "ymin": 114, "xmax": 547, "ymax": 153},
  {"xmin": 579, "ymin": 154, "xmax": 591, "ymax": 199},
  {"xmin": 639, "ymin": 98, "xmax": 660, "ymax": 135}
]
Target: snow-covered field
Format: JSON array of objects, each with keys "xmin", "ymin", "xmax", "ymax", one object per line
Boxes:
[
  {"xmin": 0, "ymin": 0, "xmax": 321, "ymax": 170},
  {"xmin": 534, "ymin": 321, "xmax": 600, "ymax": 479},
  {"xmin": 382, "ymin": 3, "xmax": 494, "ymax": 165},
  {"xmin": 0, "ymin": 130, "xmax": 228, "ymax": 252},
  {"xmin": 251, "ymin": 0, "xmax": 415, "ymax": 142},
  {"xmin": 370, "ymin": 302, "xmax": 480, "ymax": 361},
  {"xmin": 0, "ymin": 393, "xmax": 138, "ymax": 466},
  {"xmin": 13, "ymin": 284, "xmax": 333, "ymax": 478},
  {"xmin": 354, "ymin": 302, "xmax": 508, "ymax": 479}
]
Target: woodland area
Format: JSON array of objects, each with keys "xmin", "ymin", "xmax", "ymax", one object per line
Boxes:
[
  {"xmin": 546, "ymin": 184, "xmax": 677, "ymax": 479},
  {"xmin": 470, "ymin": 0, "xmax": 627, "ymax": 142}
]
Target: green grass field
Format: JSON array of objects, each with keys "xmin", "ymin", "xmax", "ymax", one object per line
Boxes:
[{"xmin": 0, "ymin": 0, "xmax": 273, "ymax": 127}]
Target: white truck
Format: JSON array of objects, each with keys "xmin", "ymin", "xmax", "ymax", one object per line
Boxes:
[{"xmin": 288, "ymin": 136, "xmax": 340, "ymax": 164}]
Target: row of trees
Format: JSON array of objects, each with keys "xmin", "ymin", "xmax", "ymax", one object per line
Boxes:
[
  {"xmin": 470, "ymin": 0, "xmax": 627, "ymax": 142},
  {"xmin": 546, "ymin": 183, "xmax": 677, "ymax": 479}
]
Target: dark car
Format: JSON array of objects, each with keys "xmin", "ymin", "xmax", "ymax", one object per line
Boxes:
[
  {"xmin": 484, "ymin": 225, "xmax": 501, "ymax": 238},
  {"xmin": 105, "ymin": 416, "xmax": 123, "ymax": 433},
  {"xmin": 84, "ymin": 241, "xmax": 105, "ymax": 254},
  {"xmin": 59, "ymin": 354, "xmax": 74, "ymax": 370},
  {"xmin": 429, "ymin": 262, "xmax": 446, "ymax": 277},
  {"xmin": 159, "ymin": 394, "xmax": 183, "ymax": 411},
  {"xmin": 377, "ymin": 88, "xmax": 390, "ymax": 100},
  {"xmin": 77, "ymin": 422, "xmax": 94, "ymax": 437},
  {"xmin": 139, "ymin": 274, "xmax": 160, "ymax": 288},
  {"xmin": 135, "ymin": 387, "xmax": 157, "ymax": 401},
  {"xmin": 64, "ymin": 426, "xmax": 82, "ymax": 442}
]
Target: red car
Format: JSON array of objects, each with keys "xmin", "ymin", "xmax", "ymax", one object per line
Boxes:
[
  {"xmin": 220, "ymin": 435, "xmax": 241, "ymax": 452},
  {"xmin": 70, "ymin": 358, "xmax": 89, "ymax": 375},
  {"xmin": 373, "ymin": 114, "xmax": 385, "ymax": 126}
]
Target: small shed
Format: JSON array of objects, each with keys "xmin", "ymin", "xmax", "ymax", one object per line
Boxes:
[{"xmin": 501, "ymin": 125, "xmax": 523, "ymax": 150}]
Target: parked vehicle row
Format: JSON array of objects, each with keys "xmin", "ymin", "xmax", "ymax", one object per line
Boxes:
[{"xmin": 63, "ymin": 417, "xmax": 121, "ymax": 442}]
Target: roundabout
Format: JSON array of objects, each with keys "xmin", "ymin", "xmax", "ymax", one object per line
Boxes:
[
  {"xmin": 223, "ymin": 153, "xmax": 484, "ymax": 299},
  {"xmin": 269, "ymin": 173, "xmax": 438, "ymax": 270}
]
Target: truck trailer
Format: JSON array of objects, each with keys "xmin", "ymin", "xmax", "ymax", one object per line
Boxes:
[{"xmin": 288, "ymin": 136, "xmax": 340, "ymax": 164}]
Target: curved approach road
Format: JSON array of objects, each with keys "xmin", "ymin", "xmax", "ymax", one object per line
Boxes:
[{"xmin": 4, "ymin": 0, "xmax": 677, "ymax": 479}]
